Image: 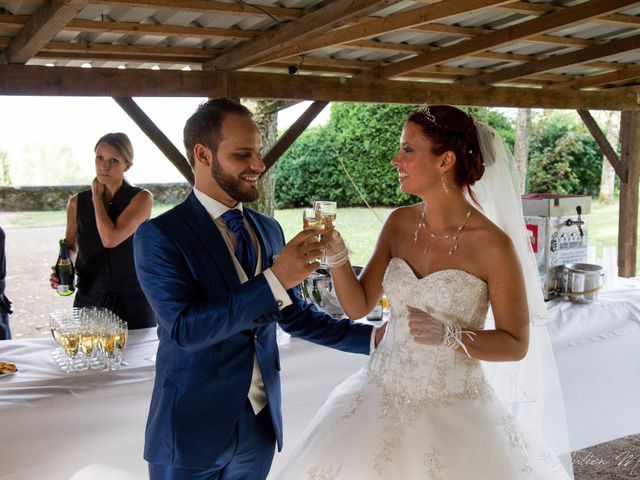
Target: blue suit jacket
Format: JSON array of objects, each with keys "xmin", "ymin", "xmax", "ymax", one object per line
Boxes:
[{"xmin": 134, "ymin": 192, "xmax": 373, "ymax": 469}]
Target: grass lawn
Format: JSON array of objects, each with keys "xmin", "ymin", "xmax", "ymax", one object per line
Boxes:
[{"xmin": 0, "ymin": 199, "xmax": 635, "ymax": 271}]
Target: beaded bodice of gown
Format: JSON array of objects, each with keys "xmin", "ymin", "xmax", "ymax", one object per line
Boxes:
[{"xmin": 367, "ymin": 257, "xmax": 492, "ymax": 404}]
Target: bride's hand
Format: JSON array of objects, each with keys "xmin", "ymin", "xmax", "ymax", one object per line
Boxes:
[
  {"xmin": 407, "ymin": 305, "xmax": 445, "ymax": 346},
  {"xmin": 324, "ymin": 229, "xmax": 347, "ymax": 257},
  {"xmin": 324, "ymin": 229, "xmax": 349, "ymax": 268}
]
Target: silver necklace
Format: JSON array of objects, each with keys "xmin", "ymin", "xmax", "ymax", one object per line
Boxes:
[{"xmin": 414, "ymin": 206, "xmax": 472, "ymax": 256}]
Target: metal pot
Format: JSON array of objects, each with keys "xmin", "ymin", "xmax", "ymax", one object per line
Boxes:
[
  {"xmin": 301, "ymin": 266, "xmax": 362, "ymax": 318},
  {"xmin": 560, "ymin": 263, "xmax": 605, "ymax": 303}
]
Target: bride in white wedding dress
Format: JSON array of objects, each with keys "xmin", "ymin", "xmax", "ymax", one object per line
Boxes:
[{"xmin": 276, "ymin": 105, "xmax": 573, "ymax": 480}]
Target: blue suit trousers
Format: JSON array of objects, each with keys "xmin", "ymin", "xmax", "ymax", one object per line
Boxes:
[{"xmin": 149, "ymin": 399, "xmax": 275, "ymax": 480}]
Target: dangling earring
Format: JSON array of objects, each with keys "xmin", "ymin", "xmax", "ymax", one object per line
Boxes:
[{"xmin": 441, "ymin": 172, "xmax": 449, "ymax": 194}]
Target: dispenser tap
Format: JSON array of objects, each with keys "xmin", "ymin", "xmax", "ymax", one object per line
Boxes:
[{"xmin": 565, "ymin": 205, "xmax": 584, "ymax": 237}]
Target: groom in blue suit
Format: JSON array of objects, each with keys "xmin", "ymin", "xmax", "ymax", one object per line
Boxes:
[{"xmin": 134, "ymin": 98, "xmax": 383, "ymax": 479}]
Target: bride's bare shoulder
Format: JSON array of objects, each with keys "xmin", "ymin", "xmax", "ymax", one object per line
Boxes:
[
  {"xmin": 386, "ymin": 203, "xmax": 422, "ymax": 224},
  {"xmin": 470, "ymin": 209, "xmax": 516, "ymax": 253}
]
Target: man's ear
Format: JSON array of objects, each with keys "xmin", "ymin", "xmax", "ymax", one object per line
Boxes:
[{"xmin": 194, "ymin": 144, "xmax": 212, "ymax": 167}]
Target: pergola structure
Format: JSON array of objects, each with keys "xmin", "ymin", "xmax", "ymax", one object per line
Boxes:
[{"xmin": 0, "ymin": 0, "xmax": 639, "ymax": 274}]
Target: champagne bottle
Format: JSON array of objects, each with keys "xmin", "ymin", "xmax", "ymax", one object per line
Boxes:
[{"xmin": 55, "ymin": 238, "xmax": 75, "ymax": 296}]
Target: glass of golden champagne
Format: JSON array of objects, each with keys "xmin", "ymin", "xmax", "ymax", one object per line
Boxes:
[
  {"xmin": 303, "ymin": 208, "xmax": 323, "ymax": 266},
  {"xmin": 60, "ymin": 325, "xmax": 81, "ymax": 373},
  {"xmin": 114, "ymin": 320, "xmax": 128, "ymax": 368},
  {"xmin": 314, "ymin": 201, "xmax": 337, "ymax": 268}
]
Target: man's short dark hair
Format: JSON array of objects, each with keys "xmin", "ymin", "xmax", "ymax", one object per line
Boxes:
[{"xmin": 183, "ymin": 98, "xmax": 253, "ymax": 168}]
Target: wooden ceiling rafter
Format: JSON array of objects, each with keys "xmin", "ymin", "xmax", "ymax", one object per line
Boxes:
[
  {"xmin": 4, "ymin": 0, "xmax": 89, "ymax": 63},
  {"xmin": 204, "ymin": 0, "xmax": 399, "ymax": 71},
  {"xmin": 366, "ymin": 0, "xmax": 640, "ymax": 79},
  {"xmin": 234, "ymin": 0, "xmax": 516, "ymax": 68},
  {"xmin": 549, "ymin": 64, "xmax": 640, "ymax": 90},
  {"xmin": 460, "ymin": 31, "xmax": 640, "ymax": 86}
]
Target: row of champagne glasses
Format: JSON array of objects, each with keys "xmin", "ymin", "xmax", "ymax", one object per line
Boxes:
[
  {"xmin": 50, "ymin": 307, "xmax": 128, "ymax": 373},
  {"xmin": 303, "ymin": 200, "xmax": 337, "ymax": 268}
]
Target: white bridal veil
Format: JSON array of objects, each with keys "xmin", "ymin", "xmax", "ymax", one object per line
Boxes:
[{"xmin": 471, "ymin": 121, "xmax": 574, "ymax": 477}]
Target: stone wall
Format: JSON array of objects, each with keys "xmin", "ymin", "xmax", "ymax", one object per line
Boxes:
[{"xmin": 0, "ymin": 182, "xmax": 191, "ymax": 211}]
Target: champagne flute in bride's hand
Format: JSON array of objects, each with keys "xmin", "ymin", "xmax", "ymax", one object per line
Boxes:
[{"xmin": 314, "ymin": 201, "xmax": 337, "ymax": 268}]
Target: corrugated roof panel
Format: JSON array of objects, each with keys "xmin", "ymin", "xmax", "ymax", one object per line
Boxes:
[
  {"xmin": 106, "ymin": 6, "xmax": 156, "ymax": 23},
  {"xmin": 128, "ymin": 35, "xmax": 169, "ymax": 47},
  {"xmin": 76, "ymin": 5, "xmax": 107, "ymax": 21},
  {"xmin": 1, "ymin": 1, "xmax": 38, "ymax": 16},
  {"xmin": 84, "ymin": 32, "xmax": 126, "ymax": 44},
  {"xmin": 153, "ymin": 11, "xmax": 202, "ymax": 27},
  {"xmin": 168, "ymin": 37, "xmax": 204, "ymax": 48},
  {"xmin": 555, "ymin": 23, "xmax": 635, "ymax": 40},
  {"xmin": 191, "ymin": 13, "xmax": 243, "ymax": 29},
  {"xmin": 377, "ymin": 31, "xmax": 433, "ymax": 44}
]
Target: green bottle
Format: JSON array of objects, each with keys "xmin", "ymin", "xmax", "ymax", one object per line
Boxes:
[{"xmin": 55, "ymin": 239, "xmax": 75, "ymax": 296}]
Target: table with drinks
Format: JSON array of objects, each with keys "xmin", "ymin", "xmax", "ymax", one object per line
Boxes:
[{"xmin": 1, "ymin": 194, "xmax": 639, "ymax": 478}]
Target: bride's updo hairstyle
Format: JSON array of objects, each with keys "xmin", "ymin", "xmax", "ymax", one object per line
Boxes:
[{"xmin": 408, "ymin": 105, "xmax": 484, "ymax": 199}]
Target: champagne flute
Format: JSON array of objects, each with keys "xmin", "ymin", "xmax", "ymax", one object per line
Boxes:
[
  {"xmin": 314, "ymin": 201, "xmax": 337, "ymax": 267},
  {"xmin": 303, "ymin": 208, "xmax": 323, "ymax": 231},
  {"xmin": 114, "ymin": 320, "xmax": 128, "ymax": 368}
]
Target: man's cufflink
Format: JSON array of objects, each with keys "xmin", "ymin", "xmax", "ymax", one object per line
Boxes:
[{"xmin": 276, "ymin": 300, "xmax": 283, "ymax": 307}]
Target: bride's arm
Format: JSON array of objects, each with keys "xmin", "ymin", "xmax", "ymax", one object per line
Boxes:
[
  {"xmin": 411, "ymin": 233, "xmax": 529, "ymax": 362},
  {"xmin": 329, "ymin": 213, "xmax": 395, "ymax": 320}
]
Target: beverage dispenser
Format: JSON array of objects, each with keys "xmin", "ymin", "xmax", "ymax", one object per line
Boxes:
[{"xmin": 522, "ymin": 194, "xmax": 591, "ymax": 299}]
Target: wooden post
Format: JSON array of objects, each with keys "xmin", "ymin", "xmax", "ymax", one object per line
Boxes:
[{"xmin": 617, "ymin": 111, "xmax": 640, "ymax": 277}]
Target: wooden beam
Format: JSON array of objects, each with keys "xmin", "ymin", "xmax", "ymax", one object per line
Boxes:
[
  {"xmin": 97, "ymin": 0, "xmax": 303, "ymax": 20},
  {"xmin": 618, "ymin": 111, "xmax": 640, "ymax": 277},
  {"xmin": 5, "ymin": 0, "xmax": 89, "ymax": 64},
  {"xmin": 262, "ymin": 100, "xmax": 329, "ymax": 171},
  {"xmin": 577, "ymin": 109, "xmax": 627, "ymax": 182},
  {"xmin": 551, "ymin": 64, "xmax": 640, "ymax": 90},
  {"xmin": 113, "ymin": 96, "xmax": 194, "ymax": 185},
  {"xmin": 461, "ymin": 32, "xmax": 640, "ymax": 86},
  {"xmin": 0, "ymin": 64, "xmax": 227, "ymax": 96},
  {"xmin": 1, "ymin": 65, "xmax": 640, "ymax": 110},
  {"xmin": 66, "ymin": 18, "xmax": 257, "ymax": 41},
  {"xmin": 496, "ymin": 1, "xmax": 640, "ymax": 27},
  {"xmin": 411, "ymin": 22, "xmax": 597, "ymax": 48},
  {"xmin": 370, "ymin": 0, "xmax": 639, "ymax": 79},
  {"xmin": 246, "ymin": 0, "xmax": 514, "ymax": 67},
  {"xmin": 205, "ymin": 0, "xmax": 397, "ymax": 71}
]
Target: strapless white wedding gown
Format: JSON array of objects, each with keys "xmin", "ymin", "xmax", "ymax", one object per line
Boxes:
[{"xmin": 277, "ymin": 257, "xmax": 571, "ymax": 479}]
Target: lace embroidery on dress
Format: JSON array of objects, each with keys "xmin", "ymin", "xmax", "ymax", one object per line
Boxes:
[
  {"xmin": 498, "ymin": 414, "xmax": 533, "ymax": 474},
  {"xmin": 342, "ymin": 393, "xmax": 364, "ymax": 419},
  {"xmin": 424, "ymin": 445, "xmax": 445, "ymax": 480},
  {"xmin": 306, "ymin": 466, "xmax": 342, "ymax": 480},
  {"xmin": 367, "ymin": 259, "xmax": 492, "ymax": 475}
]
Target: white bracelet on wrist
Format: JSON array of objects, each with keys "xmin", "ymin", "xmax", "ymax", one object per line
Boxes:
[
  {"xmin": 441, "ymin": 323, "xmax": 476, "ymax": 358},
  {"xmin": 327, "ymin": 247, "xmax": 350, "ymax": 268}
]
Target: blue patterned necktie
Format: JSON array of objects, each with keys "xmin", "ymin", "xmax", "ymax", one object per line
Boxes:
[{"xmin": 222, "ymin": 209, "xmax": 257, "ymax": 278}]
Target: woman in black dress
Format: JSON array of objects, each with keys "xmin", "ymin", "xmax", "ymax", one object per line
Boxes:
[{"xmin": 50, "ymin": 133, "xmax": 156, "ymax": 329}]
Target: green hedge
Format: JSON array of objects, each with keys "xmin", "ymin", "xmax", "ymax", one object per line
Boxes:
[
  {"xmin": 275, "ymin": 103, "xmax": 606, "ymax": 207},
  {"xmin": 275, "ymin": 103, "xmax": 417, "ymax": 208}
]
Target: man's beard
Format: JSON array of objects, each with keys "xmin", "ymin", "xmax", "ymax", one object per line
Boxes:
[{"xmin": 211, "ymin": 155, "xmax": 260, "ymax": 203}]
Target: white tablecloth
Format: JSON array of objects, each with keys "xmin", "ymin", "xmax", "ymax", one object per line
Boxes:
[
  {"xmin": 545, "ymin": 280, "xmax": 640, "ymax": 451},
  {"xmin": 1, "ymin": 284, "xmax": 639, "ymax": 479}
]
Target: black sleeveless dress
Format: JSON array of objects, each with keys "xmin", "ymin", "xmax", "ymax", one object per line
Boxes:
[{"xmin": 74, "ymin": 180, "xmax": 156, "ymax": 329}]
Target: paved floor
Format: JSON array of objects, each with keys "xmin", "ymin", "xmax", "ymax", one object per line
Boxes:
[{"xmin": 1, "ymin": 221, "xmax": 639, "ymax": 479}]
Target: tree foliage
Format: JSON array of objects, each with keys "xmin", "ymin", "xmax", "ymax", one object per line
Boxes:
[
  {"xmin": 274, "ymin": 103, "xmax": 515, "ymax": 208},
  {"xmin": 9, "ymin": 143, "xmax": 92, "ymax": 186},
  {"xmin": 526, "ymin": 111, "xmax": 602, "ymax": 195},
  {"xmin": 0, "ymin": 150, "xmax": 11, "ymax": 185}
]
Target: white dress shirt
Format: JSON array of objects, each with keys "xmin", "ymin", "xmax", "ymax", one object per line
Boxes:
[{"xmin": 193, "ymin": 188, "xmax": 292, "ymax": 414}]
